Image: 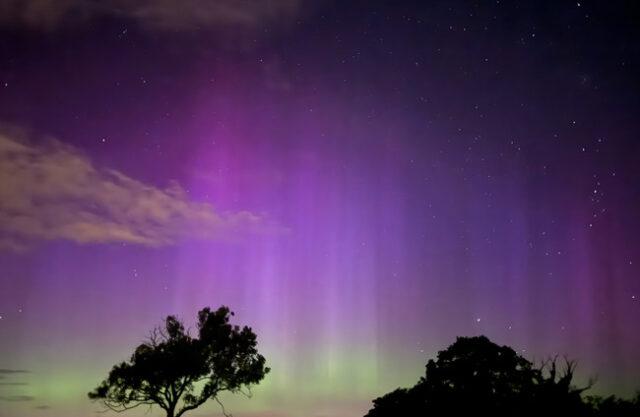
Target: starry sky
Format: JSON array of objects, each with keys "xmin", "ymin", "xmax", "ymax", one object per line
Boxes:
[{"xmin": 1, "ymin": 1, "xmax": 639, "ymax": 416}]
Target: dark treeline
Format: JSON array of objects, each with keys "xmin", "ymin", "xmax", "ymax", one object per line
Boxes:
[{"xmin": 365, "ymin": 336, "xmax": 639, "ymax": 417}]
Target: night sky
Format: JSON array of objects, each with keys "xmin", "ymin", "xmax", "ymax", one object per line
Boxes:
[{"xmin": 1, "ymin": 1, "xmax": 640, "ymax": 416}]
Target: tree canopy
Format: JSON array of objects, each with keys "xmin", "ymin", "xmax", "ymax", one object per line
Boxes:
[
  {"xmin": 88, "ymin": 306, "xmax": 269, "ymax": 417},
  {"xmin": 365, "ymin": 335, "xmax": 639, "ymax": 417}
]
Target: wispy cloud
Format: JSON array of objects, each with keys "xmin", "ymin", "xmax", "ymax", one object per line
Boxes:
[
  {"xmin": 0, "ymin": 128, "xmax": 280, "ymax": 251},
  {"xmin": 0, "ymin": 395, "xmax": 35, "ymax": 402},
  {"xmin": 0, "ymin": 0, "xmax": 309, "ymax": 32},
  {"xmin": 0, "ymin": 369, "xmax": 29, "ymax": 375}
]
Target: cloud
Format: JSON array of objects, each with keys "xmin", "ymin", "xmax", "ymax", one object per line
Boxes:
[
  {"xmin": 0, "ymin": 0, "xmax": 309, "ymax": 32},
  {"xmin": 0, "ymin": 369, "xmax": 29, "ymax": 374},
  {"xmin": 0, "ymin": 395, "xmax": 35, "ymax": 402},
  {"xmin": 0, "ymin": 129, "xmax": 279, "ymax": 250}
]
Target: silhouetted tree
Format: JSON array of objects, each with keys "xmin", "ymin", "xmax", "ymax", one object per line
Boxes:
[
  {"xmin": 365, "ymin": 336, "xmax": 591, "ymax": 417},
  {"xmin": 89, "ymin": 306, "xmax": 269, "ymax": 417}
]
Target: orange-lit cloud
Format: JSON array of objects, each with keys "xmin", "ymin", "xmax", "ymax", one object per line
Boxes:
[{"xmin": 0, "ymin": 129, "xmax": 277, "ymax": 251}]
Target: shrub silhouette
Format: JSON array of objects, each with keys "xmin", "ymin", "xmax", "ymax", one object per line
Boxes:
[
  {"xmin": 586, "ymin": 393, "xmax": 640, "ymax": 417},
  {"xmin": 88, "ymin": 306, "xmax": 269, "ymax": 417},
  {"xmin": 365, "ymin": 335, "xmax": 591, "ymax": 417}
]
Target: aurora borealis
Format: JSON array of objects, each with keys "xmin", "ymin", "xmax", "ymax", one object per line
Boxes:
[{"xmin": 1, "ymin": 1, "xmax": 640, "ymax": 416}]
